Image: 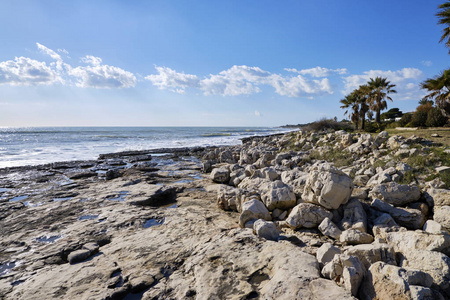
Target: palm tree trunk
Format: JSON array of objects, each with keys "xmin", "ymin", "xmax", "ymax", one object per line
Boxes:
[
  {"xmin": 361, "ymin": 115, "xmax": 366, "ymax": 130},
  {"xmin": 375, "ymin": 110, "xmax": 381, "ymax": 124}
]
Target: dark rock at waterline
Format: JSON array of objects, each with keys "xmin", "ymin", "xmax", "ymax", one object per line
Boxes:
[
  {"xmin": 67, "ymin": 170, "xmax": 98, "ymax": 180},
  {"xmin": 129, "ymin": 186, "xmax": 177, "ymax": 207}
]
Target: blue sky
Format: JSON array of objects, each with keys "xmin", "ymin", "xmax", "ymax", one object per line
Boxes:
[{"xmin": 0, "ymin": 0, "xmax": 448, "ymax": 127}]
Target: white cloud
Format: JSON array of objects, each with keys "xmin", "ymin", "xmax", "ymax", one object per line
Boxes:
[
  {"xmin": 0, "ymin": 56, "xmax": 62, "ymax": 86},
  {"xmin": 145, "ymin": 65, "xmax": 335, "ymax": 98},
  {"xmin": 81, "ymin": 55, "xmax": 102, "ymax": 66},
  {"xmin": 254, "ymin": 110, "xmax": 261, "ymax": 117},
  {"xmin": 68, "ymin": 64, "xmax": 136, "ymax": 88},
  {"xmin": 343, "ymin": 68, "xmax": 424, "ymax": 100},
  {"xmin": 285, "ymin": 67, "xmax": 347, "ymax": 77},
  {"xmin": 145, "ymin": 66, "xmax": 199, "ymax": 94},
  {"xmin": 57, "ymin": 48, "xmax": 69, "ymax": 55},
  {"xmin": 421, "ymin": 60, "xmax": 432, "ymax": 67}
]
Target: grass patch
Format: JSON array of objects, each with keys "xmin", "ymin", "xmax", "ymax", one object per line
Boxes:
[
  {"xmin": 385, "ymin": 127, "xmax": 450, "ymax": 147},
  {"xmin": 309, "ymin": 148, "xmax": 353, "ymax": 168}
]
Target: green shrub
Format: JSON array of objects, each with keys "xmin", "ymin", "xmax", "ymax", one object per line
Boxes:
[
  {"xmin": 410, "ymin": 110, "xmax": 428, "ymax": 127},
  {"xmin": 364, "ymin": 122, "xmax": 385, "ymax": 133},
  {"xmin": 426, "ymin": 107, "xmax": 448, "ymax": 127},
  {"xmin": 398, "ymin": 113, "xmax": 412, "ymax": 127},
  {"xmin": 301, "ymin": 118, "xmax": 354, "ymax": 132}
]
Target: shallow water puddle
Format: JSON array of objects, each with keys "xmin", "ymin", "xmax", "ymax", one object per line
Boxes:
[
  {"xmin": 106, "ymin": 191, "xmax": 129, "ymax": 202},
  {"xmin": 79, "ymin": 214, "xmax": 98, "ymax": 221},
  {"xmin": 174, "ymin": 179, "xmax": 194, "ymax": 184},
  {"xmin": 164, "ymin": 203, "xmax": 177, "ymax": 209},
  {"xmin": 9, "ymin": 195, "xmax": 28, "ymax": 202},
  {"xmin": 0, "ymin": 262, "xmax": 16, "ymax": 276},
  {"xmin": 53, "ymin": 197, "xmax": 73, "ymax": 202},
  {"xmin": 36, "ymin": 235, "xmax": 62, "ymax": 243},
  {"xmin": 143, "ymin": 218, "xmax": 165, "ymax": 228},
  {"xmin": 0, "ymin": 188, "xmax": 11, "ymax": 193},
  {"xmin": 24, "ymin": 201, "xmax": 43, "ymax": 207}
]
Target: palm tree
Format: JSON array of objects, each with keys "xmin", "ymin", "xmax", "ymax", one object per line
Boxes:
[
  {"xmin": 354, "ymin": 85, "xmax": 371, "ymax": 130},
  {"xmin": 437, "ymin": 1, "xmax": 450, "ymax": 51},
  {"xmin": 421, "ymin": 69, "xmax": 450, "ymax": 117},
  {"xmin": 340, "ymin": 93, "xmax": 360, "ymax": 129},
  {"xmin": 367, "ymin": 77, "xmax": 397, "ymax": 124}
]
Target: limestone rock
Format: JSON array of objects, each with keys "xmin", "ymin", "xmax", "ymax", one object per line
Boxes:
[
  {"xmin": 359, "ymin": 262, "xmax": 412, "ymax": 300},
  {"xmin": 425, "ymin": 188, "xmax": 450, "ymax": 207},
  {"xmin": 129, "ymin": 185, "xmax": 177, "ymax": 207},
  {"xmin": 253, "ymin": 219, "xmax": 279, "ymax": 241},
  {"xmin": 238, "ymin": 199, "xmax": 271, "ymax": 228},
  {"xmin": 369, "ymin": 182, "xmax": 421, "ymax": 206},
  {"xmin": 210, "ymin": 167, "xmax": 230, "ymax": 183},
  {"xmin": 67, "ymin": 249, "xmax": 91, "ymax": 264},
  {"xmin": 340, "ymin": 198, "xmax": 367, "ymax": 233},
  {"xmin": 344, "ymin": 243, "xmax": 396, "ymax": 269},
  {"xmin": 424, "ymin": 220, "xmax": 443, "ymax": 234},
  {"xmin": 340, "ymin": 229, "xmax": 374, "ymax": 245},
  {"xmin": 400, "ymin": 249, "xmax": 450, "ymax": 298},
  {"xmin": 318, "ymin": 217, "xmax": 342, "ymax": 240},
  {"xmin": 316, "ymin": 243, "xmax": 341, "ymax": 266},
  {"xmin": 217, "ymin": 186, "xmax": 238, "ymax": 211},
  {"xmin": 302, "ymin": 165, "xmax": 353, "ymax": 210},
  {"xmin": 434, "ymin": 205, "xmax": 450, "ymax": 231},
  {"xmin": 260, "ymin": 180, "xmax": 296, "ymax": 211},
  {"xmin": 371, "ymin": 199, "xmax": 425, "ymax": 229},
  {"xmin": 285, "ymin": 203, "xmax": 333, "ymax": 229}
]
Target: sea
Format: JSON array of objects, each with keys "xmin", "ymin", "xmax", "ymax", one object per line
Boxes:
[{"xmin": 0, "ymin": 127, "xmax": 293, "ymax": 168}]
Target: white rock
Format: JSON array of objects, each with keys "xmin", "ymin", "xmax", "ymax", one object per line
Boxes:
[
  {"xmin": 260, "ymin": 180, "xmax": 296, "ymax": 211},
  {"xmin": 210, "ymin": 167, "xmax": 230, "ymax": 183},
  {"xmin": 369, "ymin": 182, "xmax": 421, "ymax": 206},
  {"xmin": 253, "ymin": 219, "xmax": 279, "ymax": 241},
  {"xmin": 423, "ymin": 220, "xmax": 443, "ymax": 234},
  {"xmin": 340, "ymin": 229, "xmax": 374, "ymax": 245},
  {"xmin": 285, "ymin": 203, "xmax": 333, "ymax": 229},
  {"xmin": 340, "ymin": 198, "xmax": 367, "ymax": 233},
  {"xmin": 302, "ymin": 165, "xmax": 353, "ymax": 210},
  {"xmin": 316, "ymin": 243, "xmax": 341, "ymax": 266},
  {"xmin": 318, "ymin": 217, "xmax": 342, "ymax": 240},
  {"xmin": 238, "ymin": 199, "xmax": 271, "ymax": 228}
]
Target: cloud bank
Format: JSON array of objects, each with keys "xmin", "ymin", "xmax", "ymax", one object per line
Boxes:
[
  {"xmin": 146, "ymin": 65, "xmax": 335, "ymax": 98},
  {"xmin": 0, "ymin": 43, "xmax": 425, "ymax": 101},
  {"xmin": 0, "ymin": 43, "xmax": 136, "ymax": 89}
]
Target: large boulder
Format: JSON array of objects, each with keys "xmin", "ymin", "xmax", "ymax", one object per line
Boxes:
[
  {"xmin": 316, "ymin": 243, "xmax": 341, "ymax": 266},
  {"xmin": 400, "ymin": 249, "xmax": 450, "ymax": 298},
  {"xmin": 285, "ymin": 203, "xmax": 333, "ymax": 230},
  {"xmin": 318, "ymin": 217, "xmax": 342, "ymax": 240},
  {"xmin": 371, "ymin": 199, "xmax": 425, "ymax": 230},
  {"xmin": 359, "ymin": 262, "xmax": 440, "ymax": 300},
  {"xmin": 210, "ymin": 167, "xmax": 230, "ymax": 183},
  {"xmin": 369, "ymin": 182, "xmax": 421, "ymax": 206},
  {"xmin": 434, "ymin": 206, "xmax": 450, "ymax": 231},
  {"xmin": 238, "ymin": 199, "xmax": 271, "ymax": 228},
  {"xmin": 260, "ymin": 180, "xmax": 296, "ymax": 211},
  {"xmin": 302, "ymin": 165, "xmax": 353, "ymax": 210},
  {"xmin": 344, "ymin": 243, "xmax": 396, "ymax": 269}
]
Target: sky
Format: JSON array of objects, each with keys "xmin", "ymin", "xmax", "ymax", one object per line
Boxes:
[{"xmin": 0, "ymin": 0, "xmax": 449, "ymax": 127}]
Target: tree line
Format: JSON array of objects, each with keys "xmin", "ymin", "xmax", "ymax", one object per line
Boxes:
[{"xmin": 340, "ymin": 1, "xmax": 450, "ymax": 131}]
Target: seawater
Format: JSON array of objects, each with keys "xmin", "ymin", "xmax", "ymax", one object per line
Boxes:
[{"xmin": 0, "ymin": 127, "xmax": 291, "ymax": 168}]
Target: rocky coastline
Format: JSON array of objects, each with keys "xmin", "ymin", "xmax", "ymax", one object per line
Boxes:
[{"xmin": 1, "ymin": 129, "xmax": 450, "ymax": 299}]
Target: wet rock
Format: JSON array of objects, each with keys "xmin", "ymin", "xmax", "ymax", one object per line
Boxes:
[
  {"xmin": 285, "ymin": 203, "xmax": 333, "ymax": 229},
  {"xmin": 129, "ymin": 185, "xmax": 177, "ymax": 206},
  {"xmin": 67, "ymin": 170, "xmax": 97, "ymax": 180}
]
